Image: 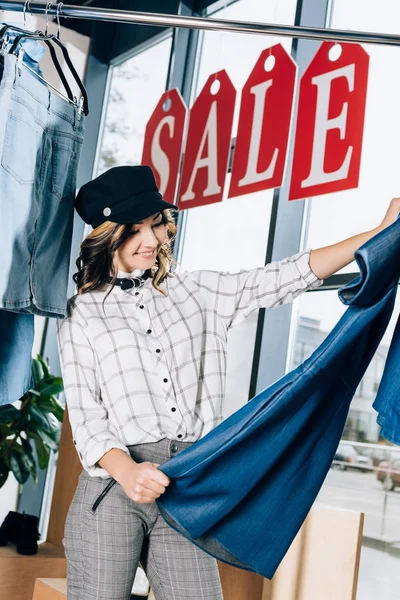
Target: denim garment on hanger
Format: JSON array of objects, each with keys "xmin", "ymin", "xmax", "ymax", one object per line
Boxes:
[
  {"xmin": 0, "ymin": 310, "xmax": 34, "ymax": 405},
  {"xmin": 156, "ymin": 217, "xmax": 400, "ymax": 579},
  {"xmin": 0, "ymin": 23, "xmax": 45, "ymax": 76},
  {"xmin": 0, "ymin": 53, "xmax": 84, "ymax": 318}
]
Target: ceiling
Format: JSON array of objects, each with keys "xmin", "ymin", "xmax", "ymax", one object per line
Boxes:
[{"xmin": 58, "ymin": 0, "xmax": 219, "ymax": 62}]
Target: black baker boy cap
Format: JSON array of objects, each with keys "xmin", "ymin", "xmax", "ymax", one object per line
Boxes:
[{"xmin": 75, "ymin": 165, "xmax": 178, "ymax": 228}]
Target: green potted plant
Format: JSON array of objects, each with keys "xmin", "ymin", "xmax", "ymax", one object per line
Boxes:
[{"xmin": 0, "ymin": 355, "xmax": 64, "ymax": 489}]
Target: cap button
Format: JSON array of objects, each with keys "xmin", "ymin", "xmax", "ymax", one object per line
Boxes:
[{"xmin": 103, "ymin": 207, "xmax": 112, "ymax": 217}]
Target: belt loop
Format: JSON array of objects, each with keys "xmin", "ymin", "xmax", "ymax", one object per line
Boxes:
[
  {"xmin": 47, "ymin": 90, "xmax": 52, "ymax": 114},
  {"xmin": 72, "ymin": 101, "xmax": 77, "ymax": 131},
  {"xmin": 13, "ymin": 49, "xmax": 25, "ymax": 88},
  {"xmin": 12, "ymin": 60, "xmax": 17, "ymax": 88}
]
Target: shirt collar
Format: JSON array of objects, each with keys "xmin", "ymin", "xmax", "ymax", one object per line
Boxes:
[{"xmin": 117, "ymin": 268, "xmax": 146, "ymax": 279}]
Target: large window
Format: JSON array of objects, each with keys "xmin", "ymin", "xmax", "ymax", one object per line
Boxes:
[
  {"xmin": 97, "ymin": 35, "xmax": 173, "ymax": 174},
  {"xmin": 305, "ymin": 0, "xmax": 400, "ymax": 273},
  {"xmin": 179, "ymin": 0, "xmax": 298, "ymax": 416},
  {"xmin": 288, "ymin": 2, "xmax": 400, "ymax": 596},
  {"xmin": 289, "ymin": 292, "xmax": 400, "ymax": 444}
]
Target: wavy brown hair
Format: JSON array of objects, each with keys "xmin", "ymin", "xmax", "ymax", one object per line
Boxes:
[{"xmin": 73, "ymin": 209, "xmax": 177, "ymax": 298}]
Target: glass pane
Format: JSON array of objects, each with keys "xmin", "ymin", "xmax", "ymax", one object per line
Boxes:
[
  {"xmin": 179, "ymin": 0, "xmax": 297, "ymax": 416},
  {"xmin": 289, "ymin": 287, "xmax": 400, "ymax": 600},
  {"xmin": 289, "ymin": 290, "xmax": 400, "ymax": 443},
  {"xmin": 196, "ymin": 0, "xmax": 297, "ymax": 132},
  {"xmin": 305, "ymin": 0, "xmax": 400, "ymax": 273},
  {"xmin": 179, "ymin": 174, "xmax": 273, "ymax": 418},
  {"xmin": 97, "ymin": 36, "xmax": 173, "ymax": 174}
]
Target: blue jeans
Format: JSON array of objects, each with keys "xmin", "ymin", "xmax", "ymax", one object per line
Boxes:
[
  {"xmin": 157, "ymin": 217, "xmax": 400, "ymax": 579},
  {"xmin": 0, "ymin": 310, "xmax": 33, "ymax": 405},
  {"xmin": 0, "ymin": 53, "xmax": 84, "ymax": 318}
]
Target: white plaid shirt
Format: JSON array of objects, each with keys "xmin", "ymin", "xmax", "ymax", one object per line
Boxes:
[{"xmin": 56, "ymin": 250, "xmax": 322, "ymax": 477}]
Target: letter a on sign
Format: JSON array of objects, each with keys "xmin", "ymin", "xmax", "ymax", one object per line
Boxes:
[
  {"xmin": 289, "ymin": 42, "xmax": 369, "ymax": 201},
  {"xmin": 178, "ymin": 70, "xmax": 236, "ymax": 210},
  {"xmin": 229, "ymin": 44, "xmax": 297, "ymax": 199},
  {"xmin": 141, "ymin": 88, "xmax": 187, "ymax": 204}
]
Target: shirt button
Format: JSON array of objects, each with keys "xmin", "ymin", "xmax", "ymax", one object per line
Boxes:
[
  {"xmin": 177, "ymin": 434, "xmax": 183, "ymax": 439},
  {"xmin": 156, "ymin": 349, "xmax": 161, "ymax": 353},
  {"xmin": 171, "ymin": 407, "xmax": 176, "ymax": 412},
  {"xmin": 163, "ymin": 378, "xmax": 168, "ymax": 383},
  {"xmin": 135, "ymin": 291, "xmax": 139, "ymax": 296},
  {"xmin": 139, "ymin": 305, "xmax": 144, "ymax": 309},
  {"xmin": 171, "ymin": 444, "xmax": 178, "ymax": 453},
  {"xmin": 147, "ymin": 329, "xmax": 152, "ymax": 334}
]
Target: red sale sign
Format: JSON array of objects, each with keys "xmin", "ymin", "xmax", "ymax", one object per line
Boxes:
[
  {"xmin": 177, "ymin": 70, "xmax": 236, "ymax": 210},
  {"xmin": 229, "ymin": 44, "xmax": 297, "ymax": 199},
  {"xmin": 141, "ymin": 88, "xmax": 187, "ymax": 204},
  {"xmin": 289, "ymin": 42, "xmax": 369, "ymax": 201}
]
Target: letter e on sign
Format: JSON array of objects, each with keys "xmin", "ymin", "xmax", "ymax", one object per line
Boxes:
[{"xmin": 289, "ymin": 42, "xmax": 369, "ymax": 201}]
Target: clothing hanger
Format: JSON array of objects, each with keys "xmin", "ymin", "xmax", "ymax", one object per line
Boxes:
[
  {"xmin": 1, "ymin": 26, "xmax": 76, "ymax": 106},
  {"xmin": 2, "ymin": 2, "xmax": 89, "ymax": 116},
  {"xmin": 0, "ymin": 5, "xmax": 75, "ymax": 106}
]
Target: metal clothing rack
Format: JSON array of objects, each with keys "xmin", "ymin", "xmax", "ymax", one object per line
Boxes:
[{"xmin": 1, "ymin": 0, "xmax": 400, "ymax": 47}]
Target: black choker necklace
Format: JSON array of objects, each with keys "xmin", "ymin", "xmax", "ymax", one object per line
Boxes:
[{"xmin": 108, "ymin": 270, "xmax": 151, "ymax": 290}]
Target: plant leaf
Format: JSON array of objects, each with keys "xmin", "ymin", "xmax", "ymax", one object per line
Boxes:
[
  {"xmin": 33, "ymin": 436, "xmax": 50, "ymax": 470},
  {"xmin": 31, "ymin": 358, "xmax": 44, "ymax": 386},
  {"xmin": 20, "ymin": 435, "xmax": 33, "ymax": 456},
  {"xmin": 0, "ymin": 423, "xmax": 11, "ymax": 444},
  {"xmin": 28, "ymin": 404, "xmax": 56, "ymax": 433},
  {"xmin": 9, "ymin": 448, "xmax": 32, "ymax": 484},
  {"xmin": 0, "ymin": 460, "xmax": 9, "ymax": 489},
  {"xmin": 36, "ymin": 377, "xmax": 64, "ymax": 397},
  {"xmin": 37, "ymin": 427, "xmax": 60, "ymax": 450},
  {"xmin": 0, "ymin": 404, "xmax": 20, "ymax": 424},
  {"xmin": 37, "ymin": 355, "xmax": 50, "ymax": 378},
  {"xmin": 36, "ymin": 396, "xmax": 64, "ymax": 422},
  {"xmin": 20, "ymin": 437, "xmax": 38, "ymax": 484}
]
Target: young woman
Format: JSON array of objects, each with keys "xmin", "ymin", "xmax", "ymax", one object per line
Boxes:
[{"xmin": 57, "ymin": 165, "xmax": 400, "ymax": 600}]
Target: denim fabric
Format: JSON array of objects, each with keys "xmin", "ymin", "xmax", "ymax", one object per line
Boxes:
[
  {"xmin": 0, "ymin": 53, "xmax": 84, "ymax": 318},
  {"xmin": 373, "ymin": 315, "xmax": 400, "ymax": 444},
  {"xmin": 157, "ymin": 218, "xmax": 400, "ymax": 579},
  {"xmin": 0, "ymin": 310, "xmax": 34, "ymax": 405}
]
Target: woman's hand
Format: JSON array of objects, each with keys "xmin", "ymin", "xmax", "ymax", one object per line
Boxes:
[
  {"xmin": 310, "ymin": 198, "xmax": 400, "ymax": 280},
  {"xmin": 116, "ymin": 461, "xmax": 170, "ymax": 504},
  {"xmin": 376, "ymin": 197, "xmax": 400, "ymax": 233}
]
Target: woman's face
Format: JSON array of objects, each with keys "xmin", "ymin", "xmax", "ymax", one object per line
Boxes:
[{"xmin": 115, "ymin": 212, "xmax": 167, "ymax": 272}]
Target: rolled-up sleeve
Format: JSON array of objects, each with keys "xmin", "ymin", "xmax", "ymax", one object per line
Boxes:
[
  {"xmin": 56, "ymin": 313, "xmax": 131, "ymax": 478},
  {"xmin": 190, "ymin": 250, "xmax": 323, "ymax": 329}
]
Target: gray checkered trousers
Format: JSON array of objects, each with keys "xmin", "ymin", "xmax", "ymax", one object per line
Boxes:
[{"xmin": 64, "ymin": 438, "xmax": 223, "ymax": 600}]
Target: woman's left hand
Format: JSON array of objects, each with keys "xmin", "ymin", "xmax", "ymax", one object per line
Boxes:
[{"xmin": 377, "ymin": 197, "xmax": 400, "ymax": 233}]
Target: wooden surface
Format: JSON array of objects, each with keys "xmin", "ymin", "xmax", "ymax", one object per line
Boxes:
[
  {"xmin": 46, "ymin": 408, "xmax": 82, "ymax": 548},
  {"xmin": 262, "ymin": 507, "xmax": 364, "ymax": 600},
  {"xmin": 32, "ymin": 578, "xmax": 67, "ymax": 600},
  {"xmin": 218, "ymin": 563, "xmax": 264, "ymax": 600},
  {"xmin": 0, "ymin": 542, "xmax": 66, "ymax": 600}
]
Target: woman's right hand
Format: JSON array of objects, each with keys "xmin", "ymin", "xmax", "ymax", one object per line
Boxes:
[{"xmin": 116, "ymin": 461, "xmax": 170, "ymax": 504}]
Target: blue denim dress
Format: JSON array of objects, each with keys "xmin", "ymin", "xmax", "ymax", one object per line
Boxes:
[{"xmin": 157, "ymin": 217, "xmax": 400, "ymax": 579}]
